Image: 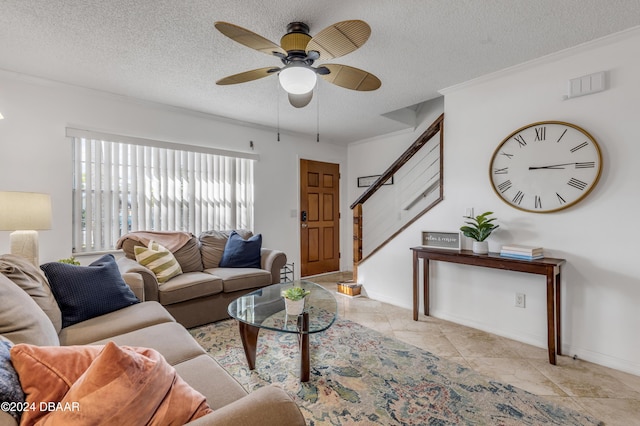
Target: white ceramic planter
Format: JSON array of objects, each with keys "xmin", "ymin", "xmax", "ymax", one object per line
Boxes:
[
  {"xmin": 284, "ymin": 298, "xmax": 306, "ymax": 316},
  {"xmin": 472, "ymin": 240, "xmax": 489, "ymax": 254}
]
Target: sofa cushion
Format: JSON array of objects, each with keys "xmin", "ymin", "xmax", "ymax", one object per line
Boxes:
[
  {"xmin": 0, "ymin": 337, "xmax": 25, "ymax": 422},
  {"xmin": 157, "ymin": 272, "xmax": 223, "ymax": 305},
  {"xmin": 90, "ymin": 322, "xmax": 206, "ymax": 366},
  {"xmin": 205, "ymin": 268, "xmax": 272, "ymax": 293},
  {"xmin": 40, "ymin": 342, "xmax": 212, "ymax": 425},
  {"xmin": 171, "ymin": 236, "xmax": 204, "ymax": 273},
  {"xmin": 187, "ymin": 385, "xmax": 306, "ymax": 426},
  {"xmin": 58, "ymin": 301, "xmax": 175, "ymax": 346},
  {"xmin": 134, "ymin": 240, "xmax": 183, "ymax": 283},
  {"xmin": 121, "ymin": 234, "xmax": 204, "ymax": 273},
  {"xmin": 173, "ymin": 354, "xmax": 247, "ymax": 410},
  {"xmin": 40, "ymin": 254, "xmax": 139, "ymax": 328},
  {"xmin": 0, "ymin": 254, "xmax": 63, "ymax": 333},
  {"xmin": 219, "ymin": 231, "xmax": 262, "ymax": 269},
  {"xmin": 199, "ymin": 229, "xmax": 253, "ymax": 269},
  {"xmin": 0, "ymin": 274, "xmax": 59, "ymax": 346}
]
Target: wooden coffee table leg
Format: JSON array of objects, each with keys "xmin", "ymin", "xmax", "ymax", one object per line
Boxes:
[
  {"xmin": 298, "ymin": 312, "xmax": 310, "ymax": 382},
  {"xmin": 238, "ymin": 321, "xmax": 260, "ymax": 370}
]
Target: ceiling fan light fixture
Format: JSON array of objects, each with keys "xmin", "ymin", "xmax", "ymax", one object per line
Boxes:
[
  {"xmin": 288, "ymin": 91, "xmax": 314, "ymax": 108},
  {"xmin": 279, "ymin": 66, "xmax": 317, "ymax": 94}
]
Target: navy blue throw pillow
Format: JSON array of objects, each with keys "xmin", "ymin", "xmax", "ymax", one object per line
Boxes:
[
  {"xmin": 40, "ymin": 254, "xmax": 139, "ymax": 328},
  {"xmin": 0, "ymin": 338, "xmax": 25, "ymax": 421},
  {"xmin": 219, "ymin": 231, "xmax": 262, "ymax": 268}
]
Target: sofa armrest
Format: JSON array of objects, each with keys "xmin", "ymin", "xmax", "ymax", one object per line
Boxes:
[
  {"xmin": 121, "ymin": 272, "xmax": 145, "ymax": 301},
  {"xmin": 116, "ymin": 257, "xmax": 160, "ymax": 301},
  {"xmin": 260, "ymin": 248, "xmax": 287, "ymax": 284},
  {"xmin": 185, "ymin": 385, "xmax": 304, "ymax": 426}
]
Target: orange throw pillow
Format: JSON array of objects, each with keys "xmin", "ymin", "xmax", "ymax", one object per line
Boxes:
[
  {"xmin": 41, "ymin": 342, "xmax": 212, "ymax": 425},
  {"xmin": 11, "ymin": 342, "xmax": 212, "ymax": 426},
  {"xmin": 10, "ymin": 344, "xmax": 104, "ymax": 425}
]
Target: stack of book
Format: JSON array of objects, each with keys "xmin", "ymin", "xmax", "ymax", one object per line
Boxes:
[{"xmin": 500, "ymin": 244, "xmax": 544, "ymax": 260}]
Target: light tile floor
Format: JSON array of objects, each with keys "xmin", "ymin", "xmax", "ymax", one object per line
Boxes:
[{"xmin": 311, "ymin": 273, "xmax": 640, "ymax": 426}]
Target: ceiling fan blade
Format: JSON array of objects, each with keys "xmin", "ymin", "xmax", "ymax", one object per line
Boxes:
[
  {"xmin": 288, "ymin": 91, "xmax": 314, "ymax": 108},
  {"xmin": 320, "ymin": 64, "xmax": 381, "ymax": 91},
  {"xmin": 214, "ymin": 21, "xmax": 286, "ymax": 56},
  {"xmin": 306, "ymin": 20, "xmax": 371, "ymax": 60},
  {"xmin": 216, "ymin": 67, "xmax": 279, "ymax": 85}
]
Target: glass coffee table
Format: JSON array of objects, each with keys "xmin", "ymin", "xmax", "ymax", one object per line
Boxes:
[{"xmin": 227, "ymin": 280, "xmax": 337, "ymax": 382}]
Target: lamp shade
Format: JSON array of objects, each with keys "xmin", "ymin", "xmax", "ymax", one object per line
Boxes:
[
  {"xmin": 0, "ymin": 191, "xmax": 52, "ymax": 231},
  {"xmin": 279, "ymin": 66, "xmax": 317, "ymax": 95}
]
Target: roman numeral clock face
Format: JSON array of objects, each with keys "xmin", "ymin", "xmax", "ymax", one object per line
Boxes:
[{"xmin": 490, "ymin": 121, "xmax": 602, "ymax": 213}]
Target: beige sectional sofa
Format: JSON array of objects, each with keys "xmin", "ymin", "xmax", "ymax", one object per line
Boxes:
[
  {"xmin": 0, "ymin": 255, "xmax": 304, "ymax": 426},
  {"xmin": 117, "ymin": 230, "xmax": 287, "ymax": 328}
]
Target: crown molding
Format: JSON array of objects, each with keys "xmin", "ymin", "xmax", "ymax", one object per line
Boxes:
[{"xmin": 439, "ymin": 25, "xmax": 640, "ymax": 96}]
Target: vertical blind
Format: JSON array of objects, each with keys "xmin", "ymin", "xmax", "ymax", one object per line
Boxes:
[{"xmin": 71, "ymin": 134, "xmax": 255, "ymax": 253}]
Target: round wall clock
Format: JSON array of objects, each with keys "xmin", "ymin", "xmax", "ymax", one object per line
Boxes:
[{"xmin": 489, "ymin": 121, "xmax": 602, "ymax": 213}]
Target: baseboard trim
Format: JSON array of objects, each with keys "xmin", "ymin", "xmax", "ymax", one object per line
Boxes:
[{"xmin": 364, "ymin": 290, "xmax": 640, "ymax": 377}]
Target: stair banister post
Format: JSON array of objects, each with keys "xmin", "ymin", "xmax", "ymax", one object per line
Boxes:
[{"xmin": 353, "ymin": 203, "xmax": 363, "ymax": 282}]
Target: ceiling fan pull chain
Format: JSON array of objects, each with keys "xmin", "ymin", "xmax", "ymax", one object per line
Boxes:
[
  {"xmin": 316, "ymin": 85, "xmax": 320, "ymax": 143},
  {"xmin": 277, "ymin": 79, "xmax": 281, "ymax": 142}
]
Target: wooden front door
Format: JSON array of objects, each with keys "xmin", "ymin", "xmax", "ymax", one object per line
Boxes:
[{"xmin": 300, "ymin": 159, "xmax": 340, "ymax": 277}]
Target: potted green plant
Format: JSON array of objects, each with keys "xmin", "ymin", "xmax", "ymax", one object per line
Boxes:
[
  {"xmin": 281, "ymin": 286, "xmax": 311, "ymax": 316},
  {"xmin": 57, "ymin": 256, "xmax": 81, "ymax": 265},
  {"xmin": 460, "ymin": 211, "xmax": 499, "ymax": 254}
]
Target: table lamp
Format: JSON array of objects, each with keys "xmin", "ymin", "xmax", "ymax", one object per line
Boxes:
[{"xmin": 0, "ymin": 191, "xmax": 52, "ymax": 266}]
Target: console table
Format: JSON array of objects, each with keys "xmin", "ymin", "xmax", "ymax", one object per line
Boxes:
[{"xmin": 411, "ymin": 247, "xmax": 565, "ymax": 365}]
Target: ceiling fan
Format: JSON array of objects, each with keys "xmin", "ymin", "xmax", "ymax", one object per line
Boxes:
[{"xmin": 214, "ymin": 20, "xmax": 381, "ymax": 108}]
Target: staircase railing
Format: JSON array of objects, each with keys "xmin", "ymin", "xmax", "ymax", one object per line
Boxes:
[{"xmin": 351, "ymin": 113, "xmax": 444, "ymax": 281}]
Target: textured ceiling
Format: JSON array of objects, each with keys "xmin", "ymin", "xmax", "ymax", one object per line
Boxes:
[{"xmin": 1, "ymin": 1, "xmax": 640, "ymax": 144}]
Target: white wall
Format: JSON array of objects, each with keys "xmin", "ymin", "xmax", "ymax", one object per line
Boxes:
[
  {"xmin": 353, "ymin": 28, "xmax": 640, "ymax": 376},
  {"xmin": 346, "ymin": 97, "xmax": 444, "ymax": 267},
  {"xmin": 0, "ymin": 72, "xmax": 349, "ymax": 275}
]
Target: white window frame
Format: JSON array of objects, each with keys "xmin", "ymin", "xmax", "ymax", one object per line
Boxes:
[{"xmin": 68, "ymin": 128, "xmax": 258, "ymax": 254}]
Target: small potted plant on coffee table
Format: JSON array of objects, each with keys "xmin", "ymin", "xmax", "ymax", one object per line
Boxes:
[
  {"xmin": 282, "ymin": 286, "xmax": 311, "ymax": 316},
  {"xmin": 460, "ymin": 211, "xmax": 499, "ymax": 254}
]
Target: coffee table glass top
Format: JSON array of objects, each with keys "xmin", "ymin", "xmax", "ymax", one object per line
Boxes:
[{"xmin": 228, "ymin": 280, "xmax": 337, "ymax": 334}]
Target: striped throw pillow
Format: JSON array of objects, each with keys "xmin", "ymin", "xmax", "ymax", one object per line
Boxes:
[{"xmin": 134, "ymin": 241, "xmax": 183, "ymax": 284}]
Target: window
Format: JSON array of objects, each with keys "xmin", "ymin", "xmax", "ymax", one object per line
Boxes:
[{"xmin": 69, "ymin": 129, "xmax": 256, "ymax": 253}]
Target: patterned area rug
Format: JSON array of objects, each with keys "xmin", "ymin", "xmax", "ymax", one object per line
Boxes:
[{"xmin": 190, "ymin": 319, "xmax": 602, "ymax": 425}]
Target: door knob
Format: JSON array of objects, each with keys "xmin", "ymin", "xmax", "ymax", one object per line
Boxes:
[{"xmin": 301, "ymin": 223, "xmax": 308, "ymax": 228}]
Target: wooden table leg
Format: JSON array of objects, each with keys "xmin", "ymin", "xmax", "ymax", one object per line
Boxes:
[
  {"xmin": 424, "ymin": 258, "xmax": 430, "ymax": 316},
  {"xmin": 238, "ymin": 321, "xmax": 260, "ymax": 370},
  {"xmin": 555, "ymin": 270, "xmax": 562, "ymax": 356},
  {"xmin": 298, "ymin": 312, "xmax": 310, "ymax": 382},
  {"xmin": 413, "ymin": 251, "xmax": 419, "ymax": 321},
  {"xmin": 546, "ymin": 274, "xmax": 557, "ymax": 365}
]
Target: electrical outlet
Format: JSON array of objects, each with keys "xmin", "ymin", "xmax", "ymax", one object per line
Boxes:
[{"xmin": 515, "ymin": 293, "xmax": 526, "ymax": 308}]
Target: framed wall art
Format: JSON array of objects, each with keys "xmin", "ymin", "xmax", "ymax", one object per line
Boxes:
[{"xmin": 357, "ymin": 174, "xmax": 394, "ymax": 188}]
